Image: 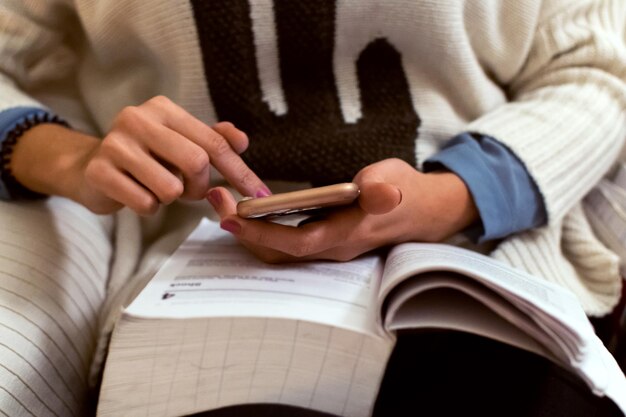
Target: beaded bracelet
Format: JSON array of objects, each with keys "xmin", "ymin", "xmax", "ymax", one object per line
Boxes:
[{"xmin": 0, "ymin": 112, "xmax": 69, "ymax": 199}]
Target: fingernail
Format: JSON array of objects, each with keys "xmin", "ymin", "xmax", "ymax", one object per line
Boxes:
[
  {"xmin": 256, "ymin": 186, "xmax": 272, "ymax": 198},
  {"xmin": 207, "ymin": 189, "xmax": 222, "ymax": 207},
  {"xmin": 394, "ymin": 187, "xmax": 403, "ymax": 205},
  {"xmin": 220, "ymin": 219, "xmax": 241, "ymax": 235}
]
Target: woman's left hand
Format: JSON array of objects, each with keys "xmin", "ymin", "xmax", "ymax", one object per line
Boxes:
[{"xmin": 207, "ymin": 158, "xmax": 479, "ymax": 263}]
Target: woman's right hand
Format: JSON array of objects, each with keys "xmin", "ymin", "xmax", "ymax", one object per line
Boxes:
[{"xmin": 10, "ymin": 96, "xmax": 269, "ymax": 215}]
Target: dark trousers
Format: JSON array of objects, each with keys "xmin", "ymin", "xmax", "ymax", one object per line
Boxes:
[{"xmin": 193, "ymin": 330, "xmax": 623, "ymax": 417}]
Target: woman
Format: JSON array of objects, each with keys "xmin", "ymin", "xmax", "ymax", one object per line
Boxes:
[{"xmin": 0, "ymin": 0, "xmax": 625, "ymax": 415}]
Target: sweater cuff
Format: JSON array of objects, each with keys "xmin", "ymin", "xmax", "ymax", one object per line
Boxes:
[
  {"xmin": 424, "ymin": 133, "xmax": 547, "ymax": 243},
  {"xmin": 0, "ymin": 107, "xmax": 68, "ymax": 200}
]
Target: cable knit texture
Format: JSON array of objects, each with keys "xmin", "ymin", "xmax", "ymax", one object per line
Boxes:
[{"xmin": 1, "ymin": 0, "xmax": 626, "ymax": 415}]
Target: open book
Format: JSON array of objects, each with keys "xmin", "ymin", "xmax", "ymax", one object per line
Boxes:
[{"xmin": 96, "ymin": 218, "xmax": 626, "ymax": 417}]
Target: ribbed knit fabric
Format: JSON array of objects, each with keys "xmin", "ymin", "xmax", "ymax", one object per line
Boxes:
[
  {"xmin": 1, "ymin": 0, "xmax": 626, "ymax": 415},
  {"xmin": 0, "ymin": 198, "xmax": 113, "ymax": 417}
]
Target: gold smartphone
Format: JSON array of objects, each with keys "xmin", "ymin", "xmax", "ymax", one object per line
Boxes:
[{"xmin": 237, "ymin": 183, "xmax": 360, "ymax": 219}]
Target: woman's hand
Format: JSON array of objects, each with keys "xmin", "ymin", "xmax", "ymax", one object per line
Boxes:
[
  {"xmin": 11, "ymin": 96, "xmax": 270, "ymax": 215},
  {"xmin": 208, "ymin": 158, "xmax": 479, "ymax": 263}
]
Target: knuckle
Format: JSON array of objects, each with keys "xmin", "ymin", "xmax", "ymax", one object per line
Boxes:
[
  {"xmin": 214, "ymin": 121, "xmax": 234, "ymax": 129},
  {"xmin": 100, "ymin": 133, "xmax": 125, "ymax": 154},
  {"xmin": 353, "ymin": 167, "xmax": 371, "ymax": 184},
  {"xmin": 116, "ymin": 105, "xmax": 143, "ymax": 125},
  {"xmin": 84, "ymin": 157, "xmax": 112, "ymax": 187},
  {"xmin": 147, "ymin": 95, "xmax": 172, "ymax": 108},
  {"xmin": 210, "ymin": 134, "xmax": 232, "ymax": 158},
  {"xmin": 237, "ymin": 168, "xmax": 255, "ymax": 189},
  {"xmin": 182, "ymin": 148, "xmax": 210, "ymax": 176},
  {"xmin": 159, "ymin": 180, "xmax": 184, "ymax": 204},
  {"xmin": 114, "ymin": 107, "xmax": 150, "ymax": 134},
  {"xmin": 386, "ymin": 157, "xmax": 408, "ymax": 170},
  {"xmin": 289, "ymin": 233, "xmax": 321, "ymax": 258},
  {"xmin": 134, "ymin": 195, "xmax": 159, "ymax": 216},
  {"xmin": 252, "ymin": 229, "xmax": 271, "ymax": 248},
  {"xmin": 83, "ymin": 159, "xmax": 102, "ymax": 183}
]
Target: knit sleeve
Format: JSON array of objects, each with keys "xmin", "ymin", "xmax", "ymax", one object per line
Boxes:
[
  {"xmin": 465, "ymin": 0, "xmax": 626, "ymax": 225},
  {"xmin": 0, "ymin": 2, "xmax": 93, "ymax": 199},
  {"xmin": 0, "ymin": 1, "xmax": 87, "ymax": 127}
]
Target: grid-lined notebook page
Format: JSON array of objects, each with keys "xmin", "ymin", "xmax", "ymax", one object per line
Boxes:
[
  {"xmin": 98, "ymin": 218, "xmax": 394, "ymax": 416},
  {"xmin": 98, "ymin": 316, "xmax": 392, "ymax": 416}
]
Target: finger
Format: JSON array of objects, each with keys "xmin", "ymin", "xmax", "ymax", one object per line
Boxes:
[
  {"xmin": 206, "ymin": 186, "xmax": 238, "ymax": 218},
  {"xmin": 112, "ymin": 110, "xmax": 212, "ymax": 200},
  {"xmin": 207, "ymin": 187, "xmax": 371, "ymax": 261},
  {"xmin": 109, "ymin": 141, "xmax": 184, "ymax": 204},
  {"xmin": 218, "ymin": 215, "xmax": 339, "ymax": 258},
  {"xmin": 237, "ymin": 240, "xmax": 300, "ymax": 264},
  {"xmin": 142, "ymin": 96, "xmax": 269, "ymax": 197},
  {"xmin": 87, "ymin": 159, "xmax": 159, "ymax": 216},
  {"xmin": 212, "ymin": 121, "xmax": 249, "ymax": 154},
  {"xmin": 203, "ymin": 129, "xmax": 270, "ymax": 198},
  {"xmin": 242, "ymin": 236, "xmax": 364, "ymax": 263},
  {"xmin": 352, "ymin": 159, "xmax": 403, "ymax": 215},
  {"xmin": 148, "ymin": 130, "xmax": 211, "ymax": 201},
  {"xmin": 205, "ymin": 188, "xmax": 306, "ymax": 262},
  {"xmin": 357, "ymin": 181, "xmax": 402, "ymax": 215}
]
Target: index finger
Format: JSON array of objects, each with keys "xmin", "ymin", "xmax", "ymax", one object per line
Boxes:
[{"xmin": 207, "ymin": 135, "xmax": 271, "ymax": 197}]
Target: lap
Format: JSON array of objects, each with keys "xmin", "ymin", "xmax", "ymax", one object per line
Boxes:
[
  {"xmin": 190, "ymin": 331, "xmax": 623, "ymax": 417},
  {"xmin": 373, "ymin": 330, "xmax": 623, "ymax": 417},
  {"xmin": 0, "ymin": 197, "xmax": 113, "ymax": 417}
]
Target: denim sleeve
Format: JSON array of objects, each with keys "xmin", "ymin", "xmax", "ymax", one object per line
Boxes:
[
  {"xmin": 423, "ymin": 132, "xmax": 547, "ymax": 243},
  {"xmin": 0, "ymin": 107, "xmax": 64, "ymax": 200}
]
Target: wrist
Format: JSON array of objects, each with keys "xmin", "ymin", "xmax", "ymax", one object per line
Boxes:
[
  {"xmin": 0, "ymin": 110, "xmax": 70, "ymax": 199},
  {"xmin": 423, "ymin": 170, "xmax": 479, "ymax": 240},
  {"xmin": 11, "ymin": 124, "xmax": 100, "ymax": 200}
]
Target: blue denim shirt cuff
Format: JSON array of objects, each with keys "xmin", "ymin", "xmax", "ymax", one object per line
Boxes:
[{"xmin": 423, "ymin": 132, "xmax": 547, "ymax": 243}]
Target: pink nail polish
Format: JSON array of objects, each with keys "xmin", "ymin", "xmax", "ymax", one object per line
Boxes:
[
  {"xmin": 220, "ymin": 219, "xmax": 241, "ymax": 235},
  {"xmin": 207, "ymin": 189, "xmax": 222, "ymax": 207},
  {"xmin": 255, "ymin": 187, "xmax": 272, "ymax": 198}
]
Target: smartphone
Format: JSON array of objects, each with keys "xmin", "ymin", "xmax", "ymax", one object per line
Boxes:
[{"xmin": 237, "ymin": 183, "xmax": 360, "ymax": 219}]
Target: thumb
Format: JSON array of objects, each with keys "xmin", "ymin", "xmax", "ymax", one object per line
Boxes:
[{"xmin": 358, "ymin": 182, "xmax": 402, "ymax": 215}]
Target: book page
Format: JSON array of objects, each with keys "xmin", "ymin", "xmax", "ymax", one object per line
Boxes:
[
  {"xmin": 125, "ymin": 218, "xmax": 384, "ymax": 337},
  {"xmin": 377, "ymin": 243, "xmax": 626, "ymax": 403},
  {"xmin": 382, "ymin": 272, "xmax": 564, "ymax": 365},
  {"xmin": 379, "ymin": 244, "xmax": 592, "ymax": 365},
  {"xmin": 378, "ymin": 243, "xmax": 594, "ymax": 346}
]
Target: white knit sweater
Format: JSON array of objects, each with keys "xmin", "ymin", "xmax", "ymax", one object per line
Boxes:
[{"xmin": 1, "ymin": 0, "xmax": 626, "ymax": 317}]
